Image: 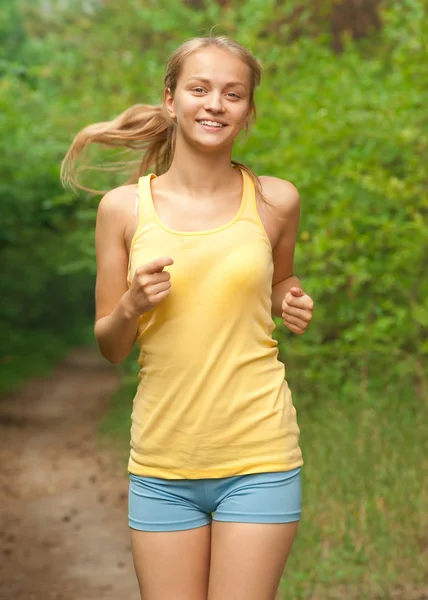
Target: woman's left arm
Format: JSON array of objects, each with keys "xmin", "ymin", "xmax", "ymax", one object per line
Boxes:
[{"xmin": 261, "ymin": 177, "xmax": 314, "ymax": 335}]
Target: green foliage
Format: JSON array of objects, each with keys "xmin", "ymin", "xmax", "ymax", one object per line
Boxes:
[
  {"xmin": 262, "ymin": 23, "xmax": 428, "ymax": 391},
  {"xmin": 1, "ymin": 0, "xmax": 426, "ymax": 389},
  {"xmin": 1, "ymin": 0, "xmax": 426, "ymax": 383},
  {"xmin": 2, "ymin": 1, "xmax": 427, "ymax": 595}
]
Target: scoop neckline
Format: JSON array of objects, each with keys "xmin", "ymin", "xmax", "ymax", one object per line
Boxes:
[{"xmin": 145, "ymin": 168, "xmax": 247, "ymax": 236}]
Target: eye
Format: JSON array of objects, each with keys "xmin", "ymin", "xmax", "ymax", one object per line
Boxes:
[
  {"xmin": 192, "ymin": 87, "xmax": 206, "ymax": 94},
  {"xmin": 226, "ymin": 92, "xmax": 240, "ymax": 99}
]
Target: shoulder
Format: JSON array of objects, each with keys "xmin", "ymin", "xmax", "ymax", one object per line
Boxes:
[
  {"xmin": 257, "ymin": 175, "xmax": 300, "ymax": 219},
  {"xmin": 96, "ymin": 184, "xmax": 138, "ymax": 224}
]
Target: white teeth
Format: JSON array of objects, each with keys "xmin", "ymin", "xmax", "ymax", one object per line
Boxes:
[{"xmin": 199, "ymin": 120, "xmax": 224, "ymax": 127}]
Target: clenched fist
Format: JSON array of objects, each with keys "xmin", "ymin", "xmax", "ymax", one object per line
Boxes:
[
  {"xmin": 127, "ymin": 257, "xmax": 174, "ymax": 316},
  {"xmin": 281, "ymin": 287, "xmax": 314, "ymax": 335}
]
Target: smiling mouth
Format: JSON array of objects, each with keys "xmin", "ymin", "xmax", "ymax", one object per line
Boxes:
[{"xmin": 197, "ymin": 120, "xmax": 227, "ymax": 128}]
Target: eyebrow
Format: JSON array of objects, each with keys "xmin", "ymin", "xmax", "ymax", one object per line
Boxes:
[{"xmin": 186, "ymin": 77, "xmax": 247, "ymax": 89}]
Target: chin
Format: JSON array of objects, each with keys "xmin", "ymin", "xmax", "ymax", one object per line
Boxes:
[
  {"xmin": 192, "ymin": 132, "xmax": 235, "ymax": 153},
  {"xmin": 178, "ymin": 126, "xmax": 236, "ymax": 153}
]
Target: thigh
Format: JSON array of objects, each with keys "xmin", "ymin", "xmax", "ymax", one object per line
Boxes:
[
  {"xmin": 207, "ymin": 521, "xmax": 298, "ymax": 600},
  {"xmin": 208, "ymin": 469, "xmax": 302, "ymax": 600},
  {"xmin": 128, "ymin": 474, "xmax": 213, "ymax": 599},
  {"xmin": 131, "ymin": 525, "xmax": 212, "ymax": 600}
]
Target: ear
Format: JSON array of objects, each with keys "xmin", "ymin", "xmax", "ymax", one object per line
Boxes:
[{"xmin": 164, "ymin": 87, "xmax": 176, "ymax": 120}]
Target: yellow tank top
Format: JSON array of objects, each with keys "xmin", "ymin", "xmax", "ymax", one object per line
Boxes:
[{"xmin": 127, "ymin": 168, "xmax": 303, "ymax": 479}]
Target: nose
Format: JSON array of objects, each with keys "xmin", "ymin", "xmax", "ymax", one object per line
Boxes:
[{"xmin": 204, "ymin": 92, "xmax": 225, "ymax": 113}]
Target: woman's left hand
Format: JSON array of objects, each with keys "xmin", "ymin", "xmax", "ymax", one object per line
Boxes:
[{"xmin": 281, "ymin": 287, "xmax": 314, "ymax": 335}]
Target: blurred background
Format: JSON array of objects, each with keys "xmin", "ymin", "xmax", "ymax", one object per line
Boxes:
[{"xmin": 0, "ymin": 1, "xmax": 427, "ymax": 599}]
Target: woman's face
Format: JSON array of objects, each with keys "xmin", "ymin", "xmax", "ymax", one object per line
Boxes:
[{"xmin": 165, "ymin": 47, "xmax": 252, "ymax": 151}]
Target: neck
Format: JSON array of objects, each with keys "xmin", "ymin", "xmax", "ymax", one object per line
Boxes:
[{"xmin": 165, "ymin": 135, "xmax": 238, "ymax": 196}]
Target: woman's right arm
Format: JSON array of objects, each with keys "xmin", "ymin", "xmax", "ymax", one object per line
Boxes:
[
  {"xmin": 94, "ymin": 187, "xmax": 173, "ymax": 364},
  {"xmin": 94, "ymin": 187, "xmax": 141, "ymax": 364}
]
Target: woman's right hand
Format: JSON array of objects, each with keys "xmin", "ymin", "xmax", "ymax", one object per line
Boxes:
[{"xmin": 125, "ymin": 257, "xmax": 174, "ymax": 316}]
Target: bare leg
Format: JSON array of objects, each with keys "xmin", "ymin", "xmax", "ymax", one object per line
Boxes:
[
  {"xmin": 207, "ymin": 521, "xmax": 299, "ymax": 600},
  {"xmin": 130, "ymin": 524, "xmax": 211, "ymax": 600}
]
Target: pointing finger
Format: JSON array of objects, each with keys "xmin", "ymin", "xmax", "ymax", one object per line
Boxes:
[{"xmin": 142, "ymin": 257, "xmax": 174, "ymax": 274}]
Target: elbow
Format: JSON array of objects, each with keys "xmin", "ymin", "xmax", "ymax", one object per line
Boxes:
[
  {"xmin": 103, "ymin": 353, "xmax": 123, "ymax": 365},
  {"xmin": 93, "ymin": 318, "xmax": 135, "ymax": 365},
  {"xmin": 96, "ymin": 343, "xmax": 125, "ymax": 365},
  {"xmin": 94, "ymin": 333, "xmax": 124, "ymax": 365}
]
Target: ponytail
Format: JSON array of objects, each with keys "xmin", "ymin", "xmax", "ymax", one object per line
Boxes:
[{"xmin": 60, "ymin": 103, "xmax": 176, "ymax": 194}]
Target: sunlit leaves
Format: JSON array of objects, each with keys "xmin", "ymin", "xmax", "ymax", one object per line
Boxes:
[{"xmin": 1, "ymin": 0, "xmax": 427, "ymax": 384}]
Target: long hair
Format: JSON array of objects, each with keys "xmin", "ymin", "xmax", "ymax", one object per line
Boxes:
[{"xmin": 60, "ymin": 36, "xmax": 263, "ymax": 195}]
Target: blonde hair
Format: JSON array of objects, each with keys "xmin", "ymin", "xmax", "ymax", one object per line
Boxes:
[{"xmin": 61, "ymin": 35, "xmax": 263, "ymax": 195}]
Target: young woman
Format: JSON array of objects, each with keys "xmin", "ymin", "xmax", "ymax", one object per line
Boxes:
[{"xmin": 62, "ymin": 35, "xmax": 314, "ymax": 600}]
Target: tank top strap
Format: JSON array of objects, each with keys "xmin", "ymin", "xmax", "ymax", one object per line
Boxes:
[
  {"xmin": 238, "ymin": 168, "xmax": 272, "ymax": 249},
  {"xmin": 136, "ymin": 173, "xmax": 158, "ymax": 230},
  {"xmin": 239, "ymin": 169, "xmax": 261, "ymax": 221},
  {"xmin": 127, "ymin": 173, "xmax": 157, "ymax": 285}
]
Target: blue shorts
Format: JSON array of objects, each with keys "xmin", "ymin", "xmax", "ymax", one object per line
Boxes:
[{"xmin": 128, "ymin": 468, "xmax": 302, "ymax": 532}]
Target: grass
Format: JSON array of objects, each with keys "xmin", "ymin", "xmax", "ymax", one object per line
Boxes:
[
  {"xmin": 99, "ymin": 358, "xmax": 428, "ymax": 599},
  {"xmin": 1, "ymin": 335, "xmax": 71, "ymax": 394},
  {"xmin": 0, "ymin": 324, "xmax": 94, "ymax": 395},
  {"xmin": 281, "ymin": 381, "xmax": 428, "ymax": 599}
]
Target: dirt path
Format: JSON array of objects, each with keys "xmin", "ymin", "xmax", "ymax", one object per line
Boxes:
[
  {"xmin": 3, "ymin": 348, "xmax": 427, "ymax": 600},
  {"xmin": 0, "ymin": 348, "xmax": 140, "ymax": 600}
]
